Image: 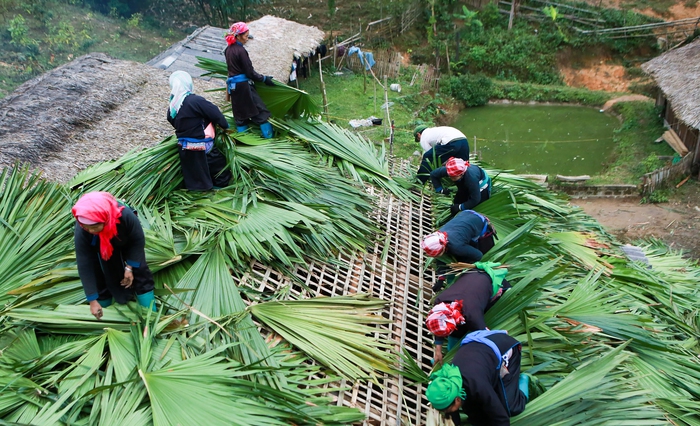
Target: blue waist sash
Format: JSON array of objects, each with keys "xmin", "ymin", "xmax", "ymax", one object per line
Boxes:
[
  {"xmin": 178, "ymin": 137, "xmax": 214, "ymax": 153},
  {"xmin": 226, "ymin": 74, "xmax": 249, "ymax": 93}
]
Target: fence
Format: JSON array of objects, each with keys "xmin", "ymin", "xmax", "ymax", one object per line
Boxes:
[
  {"xmin": 342, "ymin": 50, "xmax": 439, "ymax": 91},
  {"xmin": 641, "ymin": 151, "xmax": 695, "ymax": 194}
]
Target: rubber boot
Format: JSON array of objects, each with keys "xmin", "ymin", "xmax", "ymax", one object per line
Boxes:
[
  {"xmin": 260, "ymin": 121, "xmax": 273, "ymax": 139},
  {"xmin": 518, "ymin": 374, "xmax": 530, "ymax": 402},
  {"xmin": 97, "ymin": 298, "xmax": 113, "ymax": 308},
  {"xmin": 236, "ymin": 125, "xmax": 249, "ymax": 133},
  {"xmin": 136, "ymin": 291, "xmax": 157, "ymax": 312}
]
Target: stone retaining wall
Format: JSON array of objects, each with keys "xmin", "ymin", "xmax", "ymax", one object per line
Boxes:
[{"xmin": 549, "ymin": 183, "xmax": 639, "ymax": 198}]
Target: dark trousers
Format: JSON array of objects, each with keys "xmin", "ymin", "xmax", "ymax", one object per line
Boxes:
[
  {"xmin": 93, "ymin": 251, "xmax": 155, "ymax": 304},
  {"xmin": 417, "ymin": 138, "xmax": 470, "ymax": 184},
  {"xmin": 178, "ymin": 147, "xmax": 232, "ymax": 191},
  {"xmin": 232, "ymin": 87, "xmax": 271, "ymax": 127}
]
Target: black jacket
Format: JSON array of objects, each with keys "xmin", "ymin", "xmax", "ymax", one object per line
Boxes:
[
  {"xmin": 167, "ymin": 94, "xmax": 229, "ymax": 139},
  {"xmin": 452, "ymin": 333, "xmax": 522, "ymax": 426},
  {"xmin": 74, "ymin": 206, "xmax": 146, "ymax": 300},
  {"xmin": 434, "ymin": 272, "xmax": 510, "ymax": 343},
  {"xmin": 224, "ymin": 42, "xmax": 266, "ymax": 121}
]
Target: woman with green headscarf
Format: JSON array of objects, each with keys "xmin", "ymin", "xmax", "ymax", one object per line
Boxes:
[{"xmin": 425, "ymin": 330, "xmax": 530, "ymax": 425}]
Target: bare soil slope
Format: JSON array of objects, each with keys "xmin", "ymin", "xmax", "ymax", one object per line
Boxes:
[{"xmin": 575, "ymin": 182, "xmax": 700, "ymax": 260}]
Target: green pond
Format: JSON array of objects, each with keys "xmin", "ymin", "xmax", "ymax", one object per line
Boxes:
[{"xmin": 453, "ymin": 104, "xmax": 620, "ymax": 175}]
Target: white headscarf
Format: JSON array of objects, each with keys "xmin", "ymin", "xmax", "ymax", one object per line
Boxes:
[{"xmin": 169, "ymin": 71, "xmax": 194, "ymax": 119}]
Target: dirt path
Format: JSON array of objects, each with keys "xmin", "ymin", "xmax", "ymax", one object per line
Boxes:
[
  {"xmin": 602, "ymin": 94, "xmax": 653, "ymax": 111},
  {"xmin": 573, "ymin": 188, "xmax": 700, "ymax": 259}
]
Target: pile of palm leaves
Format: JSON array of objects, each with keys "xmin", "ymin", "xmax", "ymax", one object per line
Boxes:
[
  {"xmin": 0, "ymin": 74, "xmax": 405, "ymax": 423},
  {"xmin": 418, "ymin": 171, "xmax": 700, "ymax": 426},
  {"xmin": 2, "ymin": 54, "xmax": 700, "ymax": 425}
]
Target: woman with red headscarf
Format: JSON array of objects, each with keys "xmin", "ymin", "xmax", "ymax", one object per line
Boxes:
[
  {"xmin": 224, "ymin": 21, "xmax": 275, "ymax": 138},
  {"xmin": 72, "ymin": 192, "xmax": 156, "ymax": 320}
]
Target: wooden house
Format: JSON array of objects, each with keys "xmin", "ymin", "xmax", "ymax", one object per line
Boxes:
[{"xmin": 642, "ymin": 38, "xmax": 700, "ymax": 176}]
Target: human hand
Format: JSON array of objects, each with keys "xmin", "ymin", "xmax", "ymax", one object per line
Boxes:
[
  {"xmin": 264, "ymin": 76, "xmax": 275, "ymax": 86},
  {"xmin": 434, "ymin": 346, "xmax": 444, "ymax": 366},
  {"xmin": 438, "ymin": 187, "xmax": 451, "ymax": 196},
  {"xmin": 450, "ymin": 204, "xmax": 461, "ymax": 216},
  {"xmin": 121, "ymin": 268, "xmax": 134, "ymax": 288},
  {"xmin": 89, "ymin": 300, "xmax": 103, "ymax": 320}
]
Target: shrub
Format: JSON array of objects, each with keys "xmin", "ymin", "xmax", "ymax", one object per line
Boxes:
[{"xmin": 447, "ymin": 74, "xmax": 492, "ymax": 107}]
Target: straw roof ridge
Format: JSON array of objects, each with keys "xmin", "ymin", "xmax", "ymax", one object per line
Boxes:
[
  {"xmin": 0, "ymin": 52, "xmax": 225, "ymax": 183},
  {"xmin": 642, "ymin": 38, "xmax": 700, "ymax": 129},
  {"xmin": 245, "ymin": 15, "xmax": 325, "ymax": 83}
]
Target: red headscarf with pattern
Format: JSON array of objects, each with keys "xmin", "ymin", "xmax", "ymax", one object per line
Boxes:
[
  {"xmin": 426, "ymin": 301, "xmax": 466, "ymax": 337},
  {"xmin": 445, "ymin": 157, "xmax": 469, "ymax": 177},
  {"xmin": 72, "ymin": 192, "xmax": 124, "ymax": 261},
  {"xmin": 226, "ymin": 22, "xmax": 249, "ymax": 45}
]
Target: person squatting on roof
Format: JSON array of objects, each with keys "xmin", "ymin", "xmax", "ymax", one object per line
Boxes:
[
  {"xmin": 421, "ymin": 210, "xmax": 497, "ymax": 271},
  {"xmin": 73, "ymin": 192, "xmax": 156, "ymax": 320},
  {"xmin": 224, "ymin": 22, "xmax": 275, "ymax": 139},
  {"xmin": 426, "ymin": 330, "xmax": 530, "ymax": 426},
  {"xmin": 167, "ymin": 71, "xmax": 232, "ymax": 191},
  {"xmin": 426, "ymin": 263, "xmax": 510, "ymax": 365},
  {"xmin": 415, "ymin": 125, "xmax": 470, "ymax": 184},
  {"xmin": 431, "ymin": 157, "xmax": 492, "ymax": 216}
]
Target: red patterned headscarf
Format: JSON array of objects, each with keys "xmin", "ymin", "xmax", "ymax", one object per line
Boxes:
[
  {"xmin": 421, "ymin": 231, "xmax": 447, "ymax": 257},
  {"xmin": 72, "ymin": 192, "xmax": 124, "ymax": 261},
  {"xmin": 226, "ymin": 22, "xmax": 249, "ymax": 45},
  {"xmin": 426, "ymin": 301, "xmax": 466, "ymax": 337},
  {"xmin": 445, "ymin": 157, "xmax": 468, "ymax": 177}
]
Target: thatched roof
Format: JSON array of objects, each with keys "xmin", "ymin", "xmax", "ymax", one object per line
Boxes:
[
  {"xmin": 0, "ymin": 53, "xmax": 225, "ymax": 183},
  {"xmin": 642, "ymin": 38, "xmax": 700, "ymax": 130},
  {"xmin": 148, "ymin": 16, "xmax": 324, "ymax": 83}
]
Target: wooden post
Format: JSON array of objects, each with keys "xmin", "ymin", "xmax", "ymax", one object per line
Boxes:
[
  {"xmin": 508, "ymin": 0, "xmax": 517, "ymax": 31},
  {"xmin": 363, "ymin": 61, "xmax": 367, "ymax": 94},
  {"xmin": 381, "ymin": 75, "xmax": 395, "ymax": 155},
  {"xmin": 445, "ymin": 44, "xmax": 451, "ymax": 77},
  {"xmin": 318, "ymin": 53, "xmax": 329, "ymax": 121},
  {"xmin": 333, "ymin": 37, "xmax": 337, "ymax": 69},
  {"xmin": 373, "ymin": 78, "xmax": 377, "ymax": 113}
]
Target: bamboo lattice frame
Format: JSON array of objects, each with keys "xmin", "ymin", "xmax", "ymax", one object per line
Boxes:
[{"xmin": 235, "ymin": 173, "xmax": 438, "ymax": 424}]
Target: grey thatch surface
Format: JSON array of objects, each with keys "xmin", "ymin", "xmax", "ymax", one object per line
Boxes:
[
  {"xmin": 0, "ymin": 52, "xmax": 226, "ymax": 183},
  {"xmin": 246, "ymin": 15, "xmax": 325, "ymax": 82},
  {"xmin": 642, "ymin": 38, "xmax": 700, "ymax": 130},
  {"xmin": 148, "ymin": 17, "xmax": 324, "ymax": 84}
]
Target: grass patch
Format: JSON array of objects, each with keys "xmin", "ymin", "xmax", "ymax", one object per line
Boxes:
[
  {"xmin": 0, "ymin": 2, "xmax": 184, "ymax": 99},
  {"xmin": 590, "ymin": 102, "xmax": 675, "ymax": 184},
  {"xmin": 296, "ymin": 69, "xmax": 438, "ymax": 161}
]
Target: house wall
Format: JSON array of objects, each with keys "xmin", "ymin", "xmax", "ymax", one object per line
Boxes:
[{"xmin": 658, "ymin": 95, "xmax": 700, "ymax": 167}]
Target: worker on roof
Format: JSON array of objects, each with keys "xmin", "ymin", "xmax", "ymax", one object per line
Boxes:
[
  {"xmin": 430, "ymin": 157, "xmax": 491, "ymax": 216},
  {"xmin": 426, "ymin": 263, "xmax": 510, "ymax": 365},
  {"xmin": 414, "ymin": 125, "xmax": 470, "ymax": 184},
  {"xmin": 224, "ymin": 22, "xmax": 275, "ymax": 138},
  {"xmin": 73, "ymin": 192, "xmax": 156, "ymax": 320},
  {"xmin": 425, "ymin": 330, "xmax": 531, "ymax": 425},
  {"xmin": 422, "ymin": 209, "xmax": 497, "ymax": 269},
  {"xmin": 167, "ymin": 70, "xmax": 232, "ymax": 191}
]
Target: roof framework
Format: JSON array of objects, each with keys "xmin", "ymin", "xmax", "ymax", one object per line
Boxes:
[
  {"xmin": 148, "ymin": 16, "xmax": 324, "ymax": 83},
  {"xmin": 237, "ymin": 170, "xmax": 437, "ymax": 424}
]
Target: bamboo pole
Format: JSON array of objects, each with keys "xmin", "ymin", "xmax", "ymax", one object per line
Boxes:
[
  {"xmin": 508, "ymin": 0, "xmax": 516, "ymax": 30},
  {"xmin": 383, "ymin": 75, "xmax": 392, "ymax": 141},
  {"xmin": 318, "ymin": 53, "xmax": 329, "ymax": 122}
]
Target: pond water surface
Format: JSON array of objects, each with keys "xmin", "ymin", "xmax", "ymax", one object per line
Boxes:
[{"xmin": 452, "ymin": 104, "xmax": 619, "ymax": 175}]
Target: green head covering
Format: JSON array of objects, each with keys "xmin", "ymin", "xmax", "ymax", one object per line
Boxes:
[
  {"xmin": 425, "ymin": 364, "xmax": 466, "ymax": 410},
  {"xmin": 474, "ymin": 261, "xmax": 508, "ymax": 297},
  {"xmin": 414, "ymin": 124, "xmax": 429, "ymax": 139}
]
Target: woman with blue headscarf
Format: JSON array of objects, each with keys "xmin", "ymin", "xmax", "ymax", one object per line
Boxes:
[{"xmin": 167, "ymin": 70, "xmax": 232, "ymax": 191}]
